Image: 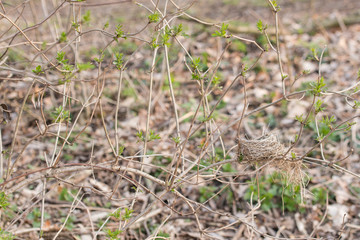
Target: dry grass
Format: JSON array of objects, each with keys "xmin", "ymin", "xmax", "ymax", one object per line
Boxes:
[{"xmin": 239, "ymin": 133, "xmax": 304, "ymax": 185}]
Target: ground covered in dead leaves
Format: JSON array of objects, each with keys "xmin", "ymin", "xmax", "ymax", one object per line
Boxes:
[{"xmin": 0, "ymin": 0, "xmax": 359, "ymax": 239}]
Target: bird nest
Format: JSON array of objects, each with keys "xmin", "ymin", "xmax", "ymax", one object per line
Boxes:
[{"xmin": 238, "ymin": 133, "xmax": 303, "ymax": 185}]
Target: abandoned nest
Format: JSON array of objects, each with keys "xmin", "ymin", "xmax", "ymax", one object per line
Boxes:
[{"xmin": 238, "ymin": 133, "xmax": 303, "ymax": 185}]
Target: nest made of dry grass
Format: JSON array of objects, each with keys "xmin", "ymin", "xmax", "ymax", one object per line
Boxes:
[{"xmin": 238, "ymin": 133, "xmax": 303, "ymax": 185}]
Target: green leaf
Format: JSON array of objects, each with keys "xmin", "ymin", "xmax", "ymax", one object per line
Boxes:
[
  {"xmin": 136, "ymin": 131, "xmax": 144, "ymax": 142},
  {"xmin": 353, "ymin": 100, "xmax": 360, "ymax": 109},
  {"xmin": 56, "ymin": 51, "xmax": 68, "ymax": 64},
  {"xmin": 103, "ymin": 21, "xmax": 109, "ymax": 30},
  {"xmin": 281, "ymin": 74, "xmax": 288, "ymax": 80},
  {"xmin": 72, "ymin": 21, "xmax": 80, "ymax": 31},
  {"xmin": 32, "ymin": 65, "xmax": 44, "ymax": 75},
  {"xmin": 110, "ymin": 208, "xmax": 121, "ymax": 219},
  {"xmin": 114, "ymin": 25, "xmax": 126, "ymax": 41},
  {"xmin": 0, "ymin": 191, "xmax": 10, "ymax": 210},
  {"xmin": 212, "ymin": 23, "xmax": 229, "ymax": 38},
  {"xmin": 113, "ymin": 53, "xmax": 124, "ymax": 70},
  {"xmin": 121, "ymin": 207, "xmax": 133, "ymax": 221},
  {"xmin": 343, "ymin": 122, "xmax": 356, "ymax": 132},
  {"xmin": 222, "ymin": 163, "xmax": 236, "ymax": 172},
  {"xmin": 59, "ymin": 188, "xmax": 74, "ymax": 202},
  {"xmin": 148, "ymin": 11, "xmax": 160, "ymax": 23},
  {"xmin": 94, "ymin": 53, "xmax": 104, "ymax": 63},
  {"xmin": 0, "ymin": 228, "xmax": 15, "ymax": 240},
  {"xmin": 309, "ymin": 76, "xmax": 326, "ymax": 96},
  {"xmin": 77, "ymin": 62, "xmax": 94, "ymax": 71},
  {"xmin": 172, "ymin": 24, "xmax": 183, "ymax": 36},
  {"xmin": 171, "ymin": 136, "xmax": 181, "ymax": 144},
  {"xmin": 149, "ymin": 130, "xmax": 161, "ymax": 141},
  {"xmin": 315, "ymin": 99, "xmax": 325, "ymax": 114},
  {"xmin": 105, "ymin": 229, "xmax": 123, "ymax": 240},
  {"xmin": 257, "ymin": 20, "xmax": 263, "ymax": 32},
  {"xmin": 59, "ymin": 32, "xmax": 67, "ymax": 43},
  {"xmin": 51, "ymin": 106, "xmax": 71, "ymax": 123},
  {"xmin": 320, "ymin": 115, "xmax": 335, "ymax": 128},
  {"xmin": 161, "ymin": 31, "xmax": 171, "ymax": 46},
  {"xmin": 315, "ymin": 133, "xmax": 325, "ymax": 142},
  {"xmin": 150, "ymin": 37, "xmax": 159, "ymax": 49},
  {"xmin": 311, "ymin": 48, "xmax": 319, "ymax": 61},
  {"xmin": 271, "ymin": 0, "xmax": 280, "ymax": 10},
  {"xmin": 118, "ymin": 145, "xmax": 125, "ymax": 156},
  {"xmin": 82, "ymin": 10, "xmax": 91, "ymax": 25}
]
